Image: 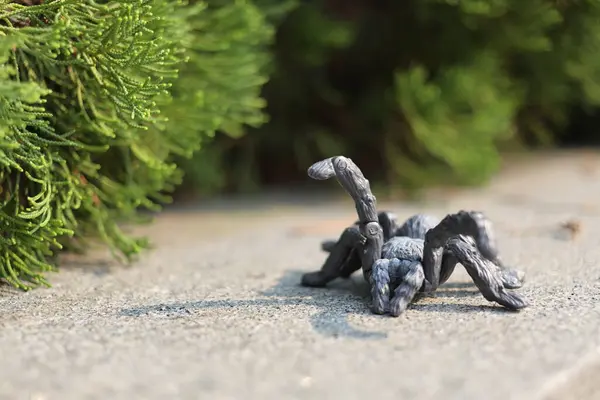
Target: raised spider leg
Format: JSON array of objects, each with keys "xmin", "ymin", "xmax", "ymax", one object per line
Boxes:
[
  {"xmin": 308, "ymin": 156, "xmax": 384, "ymax": 280},
  {"xmin": 422, "ymin": 211, "xmax": 525, "ymax": 291},
  {"xmin": 302, "ymin": 157, "xmax": 384, "ymax": 287},
  {"xmin": 445, "ymin": 235, "xmax": 528, "ymax": 310}
]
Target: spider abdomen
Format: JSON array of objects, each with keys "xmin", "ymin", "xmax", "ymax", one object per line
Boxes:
[
  {"xmin": 395, "ymin": 214, "xmax": 439, "ymax": 239},
  {"xmin": 381, "ymin": 236, "xmax": 424, "ymax": 261}
]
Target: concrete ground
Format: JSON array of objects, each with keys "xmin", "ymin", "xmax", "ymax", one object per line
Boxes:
[{"xmin": 1, "ymin": 150, "xmax": 600, "ymax": 400}]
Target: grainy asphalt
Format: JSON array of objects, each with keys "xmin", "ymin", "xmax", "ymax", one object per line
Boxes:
[{"xmin": 1, "ymin": 150, "xmax": 600, "ymax": 400}]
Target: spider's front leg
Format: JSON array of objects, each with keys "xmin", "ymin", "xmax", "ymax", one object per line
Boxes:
[
  {"xmin": 439, "ymin": 252, "xmax": 525, "ymax": 290},
  {"xmin": 466, "ymin": 211, "xmax": 526, "ymax": 289},
  {"xmin": 371, "ymin": 258, "xmax": 425, "ymax": 316},
  {"xmin": 445, "ymin": 235, "xmax": 528, "ymax": 310},
  {"xmin": 422, "ymin": 211, "xmax": 528, "ymax": 310},
  {"xmin": 423, "ymin": 211, "xmax": 525, "ymax": 291},
  {"xmin": 318, "ymin": 211, "xmax": 400, "ymax": 282}
]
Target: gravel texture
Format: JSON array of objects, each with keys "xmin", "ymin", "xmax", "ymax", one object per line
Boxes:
[{"xmin": 1, "ymin": 150, "xmax": 600, "ymax": 400}]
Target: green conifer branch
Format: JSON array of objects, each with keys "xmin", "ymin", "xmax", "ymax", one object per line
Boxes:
[
  {"xmin": 0, "ymin": 0, "xmax": 280, "ymax": 288},
  {"xmin": 0, "ymin": 0, "xmax": 189, "ymax": 288}
]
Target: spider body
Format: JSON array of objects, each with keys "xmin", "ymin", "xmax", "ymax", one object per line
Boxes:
[{"xmin": 301, "ymin": 156, "xmax": 529, "ymax": 317}]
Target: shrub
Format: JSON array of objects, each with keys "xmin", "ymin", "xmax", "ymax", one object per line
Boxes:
[
  {"xmin": 192, "ymin": 0, "xmax": 600, "ymax": 194},
  {"xmin": 0, "ymin": 0, "xmax": 278, "ymax": 288}
]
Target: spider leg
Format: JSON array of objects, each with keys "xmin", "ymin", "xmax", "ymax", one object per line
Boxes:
[
  {"xmin": 446, "ymin": 235, "xmax": 528, "ymax": 310},
  {"xmin": 387, "ymin": 259, "xmax": 424, "ymax": 317},
  {"xmin": 338, "ymin": 250, "xmax": 362, "ymax": 278},
  {"xmin": 377, "ymin": 211, "xmax": 400, "ymax": 242},
  {"xmin": 461, "ymin": 211, "xmax": 526, "ymax": 288},
  {"xmin": 301, "ymin": 225, "xmax": 365, "ymax": 287},
  {"xmin": 321, "ymin": 240, "xmax": 337, "ymax": 253},
  {"xmin": 500, "ymin": 268, "xmax": 526, "ymax": 289},
  {"xmin": 422, "ymin": 210, "xmax": 525, "ymax": 291},
  {"xmin": 320, "ymin": 211, "xmax": 399, "ymax": 254},
  {"xmin": 439, "ymin": 250, "xmax": 524, "ymax": 289},
  {"xmin": 308, "ymin": 156, "xmax": 384, "ymax": 280},
  {"xmin": 318, "ymin": 242, "xmax": 370, "ymax": 279},
  {"xmin": 370, "ymin": 257, "xmax": 425, "ymax": 317},
  {"xmin": 370, "ymin": 259, "xmax": 391, "ymax": 314},
  {"xmin": 439, "ymin": 251, "xmax": 459, "ymax": 285}
]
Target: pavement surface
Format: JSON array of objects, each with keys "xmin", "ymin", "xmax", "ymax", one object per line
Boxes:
[{"xmin": 1, "ymin": 150, "xmax": 600, "ymax": 400}]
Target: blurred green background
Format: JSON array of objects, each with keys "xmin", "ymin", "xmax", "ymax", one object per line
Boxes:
[
  {"xmin": 2, "ymin": 0, "xmax": 600, "ymax": 288},
  {"xmin": 174, "ymin": 0, "xmax": 600, "ymax": 199}
]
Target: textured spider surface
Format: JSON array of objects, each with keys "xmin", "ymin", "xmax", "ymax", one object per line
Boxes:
[{"xmin": 301, "ymin": 156, "xmax": 529, "ymax": 317}]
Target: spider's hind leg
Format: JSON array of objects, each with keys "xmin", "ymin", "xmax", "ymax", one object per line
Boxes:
[
  {"xmin": 321, "ymin": 240, "xmax": 338, "ymax": 253},
  {"xmin": 301, "ymin": 225, "xmax": 365, "ymax": 287}
]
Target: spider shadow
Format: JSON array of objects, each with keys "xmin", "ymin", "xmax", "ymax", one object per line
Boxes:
[
  {"xmin": 118, "ymin": 270, "xmax": 389, "ymax": 340},
  {"xmin": 119, "ymin": 271, "xmax": 388, "ymax": 340},
  {"xmin": 256, "ymin": 272, "xmax": 514, "ymax": 326},
  {"xmin": 408, "ymin": 302, "xmax": 506, "ymax": 314},
  {"xmin": 427, "ymin": 281, "xmax": 481, "ymax": 298},
  {"xmin": 408, "ymin": 281, "xmax": 523, "ymax": 314},
  {"xmin": 259, "ymin": 270, "xmax": 388, "ymax": 340},
  {"xmin": 118, "ymin": 271, "xmax": 515, "ymax": 339}
]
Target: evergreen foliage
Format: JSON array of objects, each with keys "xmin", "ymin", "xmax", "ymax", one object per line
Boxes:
[
  {"xmin": 0, "ymin": 0, "xmax": 278, "ymax": 288},
  {"xmin": 169, "ymin": 0, "xmax": 294, "ymax": 194},
  {"xmin": 190, "ymin": 0, "xmax": 600, "ymax": 193},
  {"xmin": 175, "ymin": 0, "xmax": 297, "ymax": 194}
]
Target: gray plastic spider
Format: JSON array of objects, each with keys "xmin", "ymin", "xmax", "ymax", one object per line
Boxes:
[{"xmin": 300, "ymin": 155, "xmax": 529, "ymax": 317}]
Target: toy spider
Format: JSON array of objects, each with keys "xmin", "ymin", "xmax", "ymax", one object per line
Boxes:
[{"xmin": 300, "ymin": 156, "xmax": 529, "ymax": 317}]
